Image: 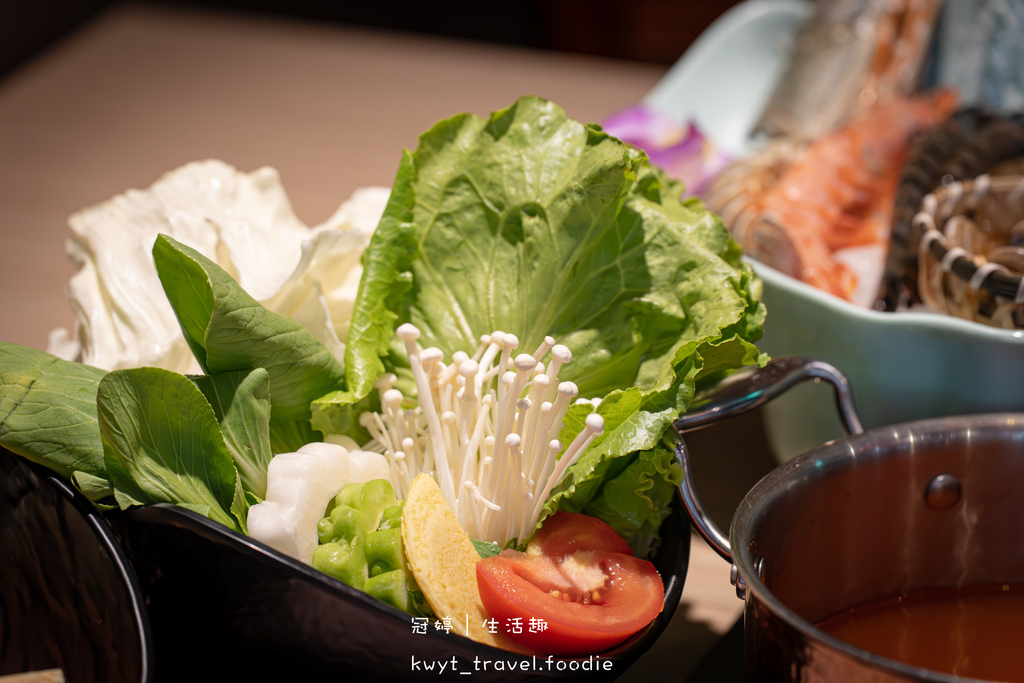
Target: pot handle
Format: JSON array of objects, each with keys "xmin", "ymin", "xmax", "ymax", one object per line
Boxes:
[{"xmin": 673, "ymin": 356, "xmax": 863, "ymax": 562}]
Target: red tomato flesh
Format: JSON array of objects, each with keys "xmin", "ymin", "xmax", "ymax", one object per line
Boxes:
[
  {"xmin": 476, "ymin": 512, "xmax": 664, "ymax": 655},
  {"xmin": 529, "ymin": 511, "xmax": 633, "ymax": 557}
]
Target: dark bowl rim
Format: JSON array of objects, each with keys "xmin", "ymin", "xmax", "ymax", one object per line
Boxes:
[{"xmin": 5, "ymin": 450, "xmax": 156, "ymax": 683}]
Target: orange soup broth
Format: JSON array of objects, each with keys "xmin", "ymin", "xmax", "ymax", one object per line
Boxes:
[{"xmin": 817, "ymin": 584, "xmax": 1024, "ymax": 681}]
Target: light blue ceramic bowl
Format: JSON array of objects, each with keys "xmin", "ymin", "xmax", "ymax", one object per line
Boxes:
[
  {"xmin": 646, "ymin": 0, "xmax": 1024, "ymax": 461},
  {"xmin": 753, "ymin": 261, "xmax": 1024, "ymax": 461},
  {"xmin": 643, "ymin": 0, "xmax": 812, "ymax": 157}
]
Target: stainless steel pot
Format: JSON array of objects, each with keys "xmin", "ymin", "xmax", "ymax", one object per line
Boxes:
[{"xmin": 677, "ymin": 356, "xmax": 1024, "ymax": 682}]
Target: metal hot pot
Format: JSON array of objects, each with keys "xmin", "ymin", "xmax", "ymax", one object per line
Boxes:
[{"xmin": 676, "ymin": 356, "xmax": 1024, "ymax": 681}]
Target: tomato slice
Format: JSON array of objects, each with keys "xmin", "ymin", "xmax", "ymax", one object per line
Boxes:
[
  {"xmin": 476, "ymin": 513, "xmax": 664, "ymax": 655},
  {"xmin": 529, "ymin": 511, "xmax": 633, "ymax": 557}
]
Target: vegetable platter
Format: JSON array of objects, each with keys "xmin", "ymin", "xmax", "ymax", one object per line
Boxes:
[{"xmin": 0, "ymin": 95, "xmax": 765, "ymax": 680}]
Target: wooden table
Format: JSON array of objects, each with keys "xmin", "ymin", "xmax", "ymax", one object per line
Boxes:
[{"xmin": 0, "ymin": 5, "xmax": 779, "ymax": 679}]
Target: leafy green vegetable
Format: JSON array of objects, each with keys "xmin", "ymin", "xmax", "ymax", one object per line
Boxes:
[
  {"xmin": 559, "ymin": 446, "xmax": 682, "ymax": 558},
  {"xmin": 0, "ymin": 343, "xmax": 111, "ymax": 500},
  {"xmin": 268, "ymin": 415, "xmax": 322, "ymax": 456},
  {"xmin": 0, "ymin": 344, "xmax": 275, "ymax": 527},
  {"xmin": 97, "ymin": 367, "xmax": 243, "ymax": 530},
  {"xmin": 313, "ymin": 479, "xmax": 431, "ymax": 616},
  {"xmin": 314, "ymin": 95, "xmax": 766, "ymax": 551},
  {"xmin": 192, "ymin": 368, "xmax": 274, "ymax": 499},
  {"xmin": 0, "ymin": 234, "xmax": 359, "ymax": 533},
  {"xmin": 471, "ymin": 539, "xmax": 502, "ymax": 559},
  {"xmin": 153, "ymin": 234, "xmax": 345, "ymax": 426}
]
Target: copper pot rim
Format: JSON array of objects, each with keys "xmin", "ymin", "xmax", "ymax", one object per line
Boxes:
[{"xmin": 731, "ymin": 412, "xmax": 1024, "ymax": 683}]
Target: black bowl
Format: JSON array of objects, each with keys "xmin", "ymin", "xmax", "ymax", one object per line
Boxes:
[
  {"xmin": 0, "ymin": 448, "xmax": 153, "ymax": 683},
  {"xmin": 106, "ymin": 493, "xmax": 690, "ymax": 682}
]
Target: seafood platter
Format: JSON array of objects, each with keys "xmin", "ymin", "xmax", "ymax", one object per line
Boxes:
[
  {"xmin": 1, "ymin": 1, "xmax": 1024, "ymax": 682},
  {"xmin": 607, "ymin": 0, "xmax": 1024, "ymax": 461}
]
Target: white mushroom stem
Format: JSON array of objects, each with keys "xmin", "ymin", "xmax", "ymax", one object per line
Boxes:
[
  {"xmin": 521, "ymin": 375, "xmax": 550, "ymax": 481},
  {"xmin": 526, "ymin": 412, "xmax": 605, "ymax": 538},
  {"xmin": 525, "ymin": 400, "xmax": 553, "ymax": 488},
  {"xmin": 488, "ymin": 355, "xmax": 537, "ymax": 496},
  {"xmin": 470, "ymin": 335, "xmax": 490, "ymax": 363},
  {"xmin": 476, "ymin": 332, "xmax": 504, "ymax": 393},
  {"xmin": 495, "ymin": 333, "xmax": 519, "ymax": 406},
  {"xmin": 502, "ymin": 433, "xmax": 524, "ymax": 541},
  {"xmin": 542, "ymin": 382, "xmax": 579, "ymax": 448},
  {"xmin": 401, "ymin": 324, "xmax": 457, "ymax": 508},
  {"xmin": 457, "ymin": 392, "xmax": 493, "ymax": 519},
  {"xmin": 358, "ymin": 323, "xmax": 605, "ymax": 545},
  {"xmin": 532, "ymin": 335, "xmax": 556, "ymax": 361},
  {"xmin": 396, "ymin": 323, "xmax": 421, "ymax": 362},
  {"xmin": 458, "ymin": 360, "xmax": 480, "ymax": 445},
  {"xmin": 543, "ymin": 345, "xmax": 572, "ymax": 403}
]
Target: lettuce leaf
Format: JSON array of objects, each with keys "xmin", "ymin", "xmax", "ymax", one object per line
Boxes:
[
  {"xmin": 557, "ymin": 446, "xmax": 682, "ymax": 558},
  {"xmin": 316, "ymin": 96, "xmax": 766, "ymax": 550}
]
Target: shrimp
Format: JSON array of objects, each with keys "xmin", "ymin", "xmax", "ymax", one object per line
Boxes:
[{"xmin": 710, "ymin": 89, "xmax": 958, "ymax": 301}]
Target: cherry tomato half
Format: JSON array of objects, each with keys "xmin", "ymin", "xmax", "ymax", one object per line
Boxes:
[{"xmin": 476, "ymin": 512, "xmax": 664, "ymax": 655}]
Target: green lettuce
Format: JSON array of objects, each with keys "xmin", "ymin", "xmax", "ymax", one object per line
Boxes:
[
  {"xmin": 315, "ymin": 96, "xmax": 765, "ymax": 553},
  {"xmin": 556, "ymin": 446, "xmax": 682, "ymax": 558}
]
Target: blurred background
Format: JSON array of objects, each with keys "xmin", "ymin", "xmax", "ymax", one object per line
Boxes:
[{"xmin": 2, "ymin": 0, "xmax": 744, "ymax": 78}]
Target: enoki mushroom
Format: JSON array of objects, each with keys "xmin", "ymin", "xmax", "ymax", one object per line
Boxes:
[{"xmin": 360, "ymin": 323, "xmax": 604, "ymax": 545}]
